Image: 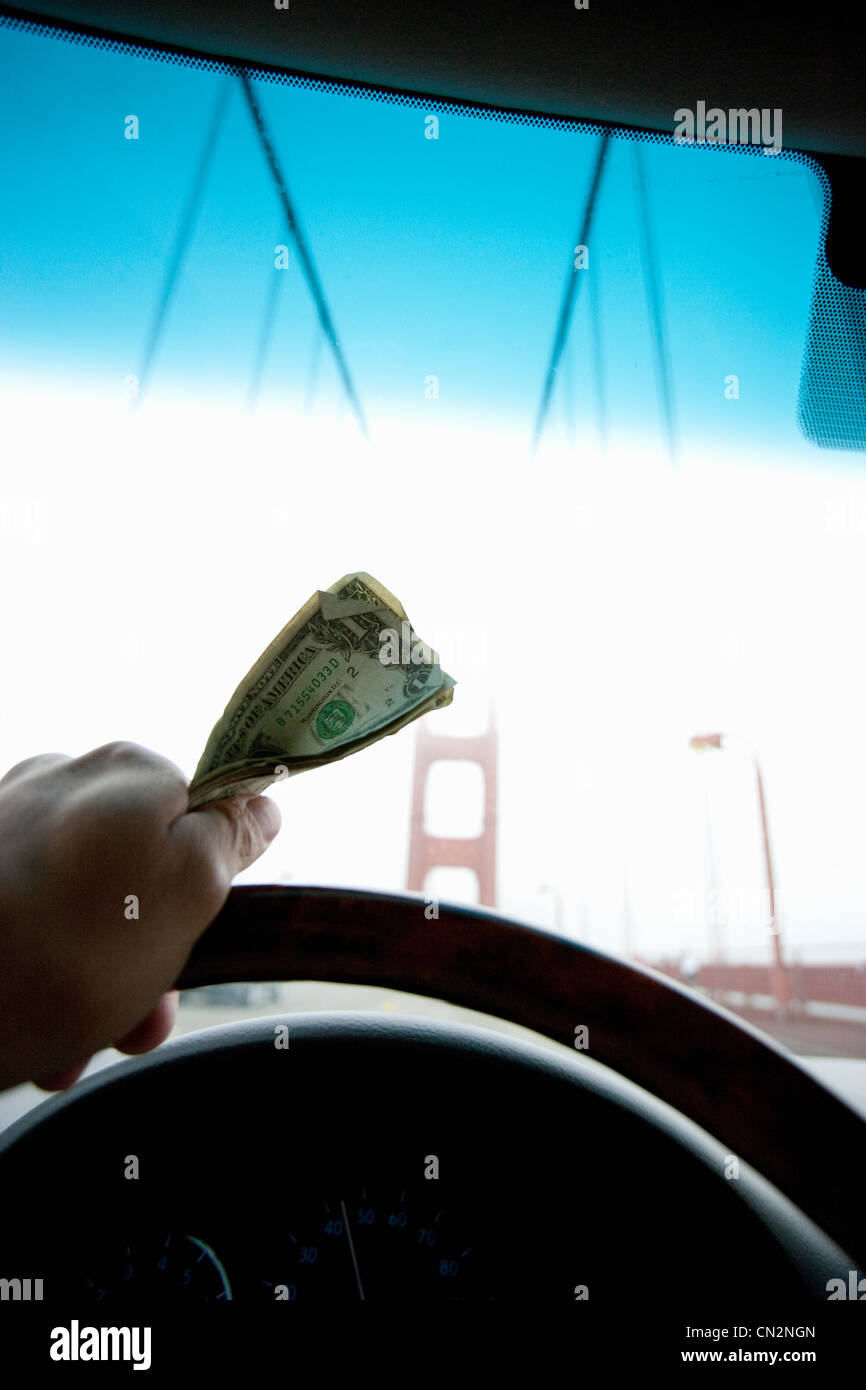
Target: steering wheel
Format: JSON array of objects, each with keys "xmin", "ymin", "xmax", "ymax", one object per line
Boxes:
[{"xmin": 0, "ymin": 884, "xmax": 862, "ymax": 1300}]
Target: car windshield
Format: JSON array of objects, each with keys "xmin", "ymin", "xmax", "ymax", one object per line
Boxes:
[{"xmin": 1, "ymin": 17, "xmax": 865, "ymax": 1081}]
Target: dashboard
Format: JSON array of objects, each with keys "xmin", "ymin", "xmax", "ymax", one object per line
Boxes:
[{"xmin": 0, "ymin": 1013, "xmax": 852, "ymax": 1301}]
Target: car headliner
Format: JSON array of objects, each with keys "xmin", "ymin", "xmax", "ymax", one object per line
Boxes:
[{"xmin": 7, "ymin": 0, "xmax": 865, "ymax": 160}]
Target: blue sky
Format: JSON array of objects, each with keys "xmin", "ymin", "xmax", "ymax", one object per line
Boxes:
[{"xmin": 0, "ymin": 20, "xmax": 827, "ymax": 461}]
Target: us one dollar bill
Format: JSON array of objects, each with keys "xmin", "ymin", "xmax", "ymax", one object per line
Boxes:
[{"xmin": 187, "ymin": 572, "xmax": 455, "ymax": 808}]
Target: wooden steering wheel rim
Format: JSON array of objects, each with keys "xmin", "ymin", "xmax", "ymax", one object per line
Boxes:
[{"xmin": 178, "ymin": 884, "xmax": 865, "ymax": 1266}]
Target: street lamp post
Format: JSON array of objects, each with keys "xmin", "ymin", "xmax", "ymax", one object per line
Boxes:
[
  {"xmin": 689, "ymin": 732, "xmax": 788, "ymax": 1014},
  {"xmin": 539, "ymin": 884, "xmax": 564, "ymax": 935}
]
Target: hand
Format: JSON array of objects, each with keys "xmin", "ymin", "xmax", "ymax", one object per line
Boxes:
[{"xmin": 0, "ymin": 742, "xmax": 280, "ymax": 1092}]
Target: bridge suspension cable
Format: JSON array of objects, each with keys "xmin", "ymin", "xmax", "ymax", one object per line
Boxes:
[
  {"xmin": 136, "ymin": 76, "xmax": 233, "ymax": 404},
  {"xmin": 632, "ymin": 142, "xmax": 678, "ymax": 469},
  {"xmin": 239, "ymin": 71, "xmax": 368, "ymax": 439},
  {"xmin": 532, "ymin": 134, "xmax": 610, "ymax": 453}
]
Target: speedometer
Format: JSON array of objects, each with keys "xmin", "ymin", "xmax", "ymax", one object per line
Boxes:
[
  {"xmin": 62, "ymin": 1180, "xmax": 482, "ymax": 1301},
  {"xmin": 256, "ymin": 1181, "xmax": 479, "ymax": 1300}
]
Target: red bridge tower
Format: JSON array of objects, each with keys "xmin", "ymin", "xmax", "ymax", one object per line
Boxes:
[{"xmin": 406, "ymin": 713, "xmax": 498, "ymax": 908}]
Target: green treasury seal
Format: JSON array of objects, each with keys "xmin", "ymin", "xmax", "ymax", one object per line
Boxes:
[{"xmin": 316, "ymin": 699, "xmax": 356, "ymax": 741}]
